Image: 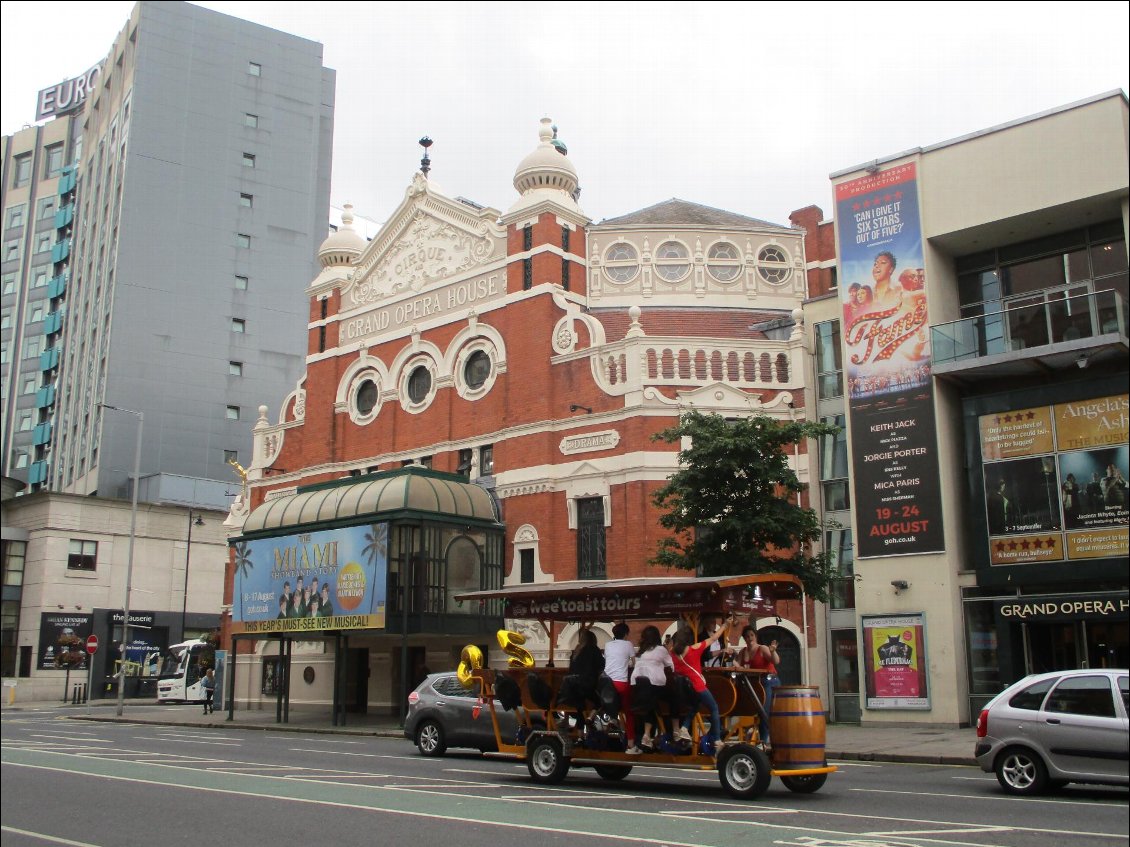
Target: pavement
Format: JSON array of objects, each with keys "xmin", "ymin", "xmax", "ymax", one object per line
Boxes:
[{"xmin": 2, "ymin": 698, "xmax": 977, "ymax": 766}]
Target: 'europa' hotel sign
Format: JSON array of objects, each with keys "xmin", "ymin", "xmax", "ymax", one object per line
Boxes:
[{"xmin": 36, "ymin": 64, "xmax": 102, "ymax": 121}]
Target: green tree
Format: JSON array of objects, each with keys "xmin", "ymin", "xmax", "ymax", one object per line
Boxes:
[{"xmin": 650, "ymin": 410, "xmax": 841, "ymax": 602}]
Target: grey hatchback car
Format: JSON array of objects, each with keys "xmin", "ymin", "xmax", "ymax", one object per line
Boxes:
[
  {"xmin": 975, "ymin": 668, "xmax": 1129, "ymax": 795},
  {"xmin": 405, "ymin": 671, "xmax": 528, "ymax": 756}
]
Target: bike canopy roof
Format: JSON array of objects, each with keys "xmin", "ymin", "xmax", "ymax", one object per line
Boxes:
[{"xmin": 454, "ymin": 573, "xmax": 803, "ymax": 623}]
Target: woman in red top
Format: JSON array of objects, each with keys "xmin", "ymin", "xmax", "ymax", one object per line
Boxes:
[
  {"xmin": 737, "ymin": 625, "xmax": 781, "ymax": 744},
  {"xmin": 671, "ymin": 614, "xmax": 734, "ymax": 750}
]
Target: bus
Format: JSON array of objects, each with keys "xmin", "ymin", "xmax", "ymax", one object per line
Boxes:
[{"xmin": 154, "ymin": 638, "xmax": 211, "ymax": 703}]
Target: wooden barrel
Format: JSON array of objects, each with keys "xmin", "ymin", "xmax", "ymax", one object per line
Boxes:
[{"xmin": 768, "ymin": 685, "xmax": 827, "ymax": 768}]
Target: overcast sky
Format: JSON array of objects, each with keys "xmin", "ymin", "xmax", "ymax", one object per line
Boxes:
[{"xmin": 2, "ymin": 2, "xmax": 1127, "ymax": 228}]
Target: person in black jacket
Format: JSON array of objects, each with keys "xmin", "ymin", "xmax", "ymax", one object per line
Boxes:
[{"xmin": 566, "ymin": 628, "xmax": 605, "ymax": 730}]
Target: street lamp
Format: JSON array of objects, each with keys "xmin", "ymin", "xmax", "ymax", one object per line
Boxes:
[
  {"xmin": 100, "ymin": 403, "xmax": 142, "ymax": 718},
  {"xmin": 181, "ymin": 512, "xmax": 205, "ymax": 640}
]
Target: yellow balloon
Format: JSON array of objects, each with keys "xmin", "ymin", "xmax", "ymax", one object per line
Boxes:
[
  {"xmin": 497, "ymin": 629, "xmax": 534, "ymax": 669},
  {"xmin": 457, "ymin": 644, "xmax": 483, "ymax": 688}
]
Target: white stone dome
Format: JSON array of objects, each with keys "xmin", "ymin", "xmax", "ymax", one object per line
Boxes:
[
  {"xmin": 318, "ymin": 204, "xmax": 365, "ymax": 267},
  {"xmin": 513, "ymin": 118, "xmax": 578, "ymax": 198}
]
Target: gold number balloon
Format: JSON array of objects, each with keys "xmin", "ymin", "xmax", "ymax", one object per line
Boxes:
[
  {"xmin": 457, "ymin": 644, "xmax": 484, "ymax": 688},
  {"xmin": 497, "ymin": 629, "xmax": 535, "ymax": 669}
]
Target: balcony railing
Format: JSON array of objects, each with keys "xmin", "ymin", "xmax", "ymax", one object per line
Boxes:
[{"xmin": 931, "ymin": 289, "xmax": 1126, "ymax": 366}]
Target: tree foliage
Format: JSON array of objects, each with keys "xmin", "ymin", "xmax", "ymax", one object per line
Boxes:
[{"xmin": 649, "ymin": 410, "xmax": 841, "ymax": 602}]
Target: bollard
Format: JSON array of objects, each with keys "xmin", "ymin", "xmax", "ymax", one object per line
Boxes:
[{"xmin": 81, "ymin": 682, "xmax": 87, "ymax": 704}]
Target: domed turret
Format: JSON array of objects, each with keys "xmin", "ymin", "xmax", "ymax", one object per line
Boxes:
[
  {"xmin": 318, "ymin": 204, "xmax": 366, "ymax": 268},
  {"xmin": 505, "ymin": 118, "xmax": 584, "ymax": 219}
]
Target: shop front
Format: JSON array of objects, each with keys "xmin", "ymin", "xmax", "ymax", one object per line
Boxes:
[{"xmin": 226, "ymin": 467, "xmax": 505, "ymax": 724}]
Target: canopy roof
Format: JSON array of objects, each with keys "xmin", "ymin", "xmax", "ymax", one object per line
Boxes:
[
  {"xmin": 455, "ymin": 573, "xmax": 802, "ymax": 621},
  {"xmin": 241, "ymin": 467, "xmax": 500, "ymax": 538}
]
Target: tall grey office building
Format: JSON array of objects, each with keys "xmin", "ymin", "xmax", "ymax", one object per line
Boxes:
[{"xmin": 1, "ymin": 1, "xmax": 335, "ymax": 509}]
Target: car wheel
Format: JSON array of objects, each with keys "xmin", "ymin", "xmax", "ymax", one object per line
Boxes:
[
  {"xmin": 526, "ymin": 736, "xmax": 570, "ymax": 784},
  {"xmin": 780, "ymin": 773, "xmax": 828, "ymax": 794},
  {"xmin": 593, "ymin": 764, "xmax": 632, "ymax": 781},
  {"xmin": 416, "ymin": 720, "xmax": 447, "ymax": 757},
  {"xmin": 995, "ymin": 746, "xmax": 1048, "ymax": 795},
  {"xmin": 717, "ymin": 743, "xmax": 772, "ymax": 800}
]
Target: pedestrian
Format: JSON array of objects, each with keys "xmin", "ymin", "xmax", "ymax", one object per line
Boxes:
[{"xmin": 201, "ymin": 668, "xmax": 216, "ymax": 714}]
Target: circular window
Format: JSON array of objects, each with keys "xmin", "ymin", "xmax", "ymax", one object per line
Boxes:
[
  {"xmin": 654, "ymin": 241, "xmax": 690, "ymax": 282},
  {"xmin": 407, "ymin": 366, "xmax": 432, "ymax": 404},
  {"xmin": 603, "ymin": 242, "xmax": 639, "ymax": 283},
  {"xmin": 356, "ymin": 379, "xmax": 379, "ymax": 415},
  {"xmin": 757, "ymin": 246, "xmax": 791, "ymax": 283},
  {"xmin": 463, "ymin": 350, "xmax": 491, "ymax": 390},
  {"xmin": 707, "ymin": 242, "xmax": 742, "ymax": 282}
]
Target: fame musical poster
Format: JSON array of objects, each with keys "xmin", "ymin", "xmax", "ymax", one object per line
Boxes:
[
  {"xmin": 835, "ymin": 162, "xmax": 944, "ymax": 558},
  {"xmin": 862, "ymin": 613, "xmax": 930, "ymax": 710}
]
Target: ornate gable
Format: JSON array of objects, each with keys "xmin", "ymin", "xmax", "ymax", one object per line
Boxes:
[{"xmin": 345, "ymin": 174, "xmax": 507, "ymax": 308}]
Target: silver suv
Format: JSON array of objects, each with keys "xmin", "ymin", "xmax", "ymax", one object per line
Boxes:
[
  {"xmin": 975, "ymin": 668, "xmax": 1129, "ymax": 795},
  {"xmin": 405, "ymin": 671, "xmax": 533, "ymax": 756}
]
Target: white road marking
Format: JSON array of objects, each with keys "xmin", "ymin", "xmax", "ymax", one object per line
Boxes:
[
  {"xmin": 850, "ymin": 786, "xmax": 1130, "ymax": 809},
  {"xmin": 132, "ymin": 736, "xmax": 240, "ymax": 746},
  {"xmin": 288, "ymin": 747, "xmax": 417, "ymax": 761},
  {"xmin": 0, "ymin": 825, "xmax": 105, "ymax": 847},
  {"xmin": 28, "ymin": 734, "xmax": 110, "ymax": 743}
]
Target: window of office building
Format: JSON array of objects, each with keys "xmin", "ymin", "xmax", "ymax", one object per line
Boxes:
[
  {"xmin": 229, "ymin": 361, "xmax": 243, "ymax": 376},
  {"xmin": 35, "ymin": 234, "xmax": 52, "ymax": 254},
  {"xmin": 244, "ymin": 113, "xmax": 258, "ymax": 128},
  {"xmin": 5, "ymin": 205, "xmax": 26, "ymax": 230},
  {"xmin": 2, "ymin": 540, "xmax": 27, "ymax": 588},
  {"xmin": 38, "ymin": 197, "xmax": 56, "ymax": 220},
  {"xmin": 478, "ymin": 444, "xmax": 494, "ymax": 476},
  {"xmin": 44, "ymin": 144, "xmax": 65, "ymax": 179},
  {"xmin": 242, "ymin": 153, "xmax": 255, "ymax": 168},
  {"xmin": 826, "ymin": 527, "xmax": 855, "ymax": 609},
  {"xmin": 226, "ymin": 405, "xmax": 240, "ymax": 420},
  {"xmin": 224, "ymin": 449, "xmax": 239, "ymax": 464},
  {"xmin": 67, "ymin": 539, "xmax": 97, "ymax": 571},
  {"xmin": 815, "ymin": 320, "xmax": 843, "ymax": 399},
  {"xmin": 235, "ymin": 275, "xmax": 248, "ymax": 290},
  {"xmin": 3, "ymin": 240, "xmax": 20, "ymax": 262},
  {"xmin": 248, "ymin": 61, "xmax": 261, "ymax": 76},
  {"xmin": 239, "ymin": 193, "xmax": 253, "ymax": 208},
  {"xmin": 955, "ymin": 222, "xmax": 1128, "ymax": 353},
  {"xmin": 237, "ymin": 233, "xmax": 251, "ymax": 249},
  {"xmin": 820, "ymin": 414, "xmax": 850, "ymax": 511},
  {"xmin": 12, "ymin": 155, "xmax": 31, "ymax": 188},
  {"xmin": 577, "ymin": 497, "xmax": 606, "ymax": 579},
  {"xmin": 231, "ymin": 318, "xmax": 246, "ymax": 333},
  {"xmin": 2, "ymin": 273, "xmax": 15, "ymax": 294}
]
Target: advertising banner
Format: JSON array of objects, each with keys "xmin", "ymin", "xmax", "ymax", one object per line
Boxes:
[
  {"xmin": 862, "ymin": 613, "xmax": 929, "ymax": 709},
  {"xmin": 38, "ymin": 613, "xmax": 93, "ymax": 671},
  {"xmin": 980, "ymin": 393, "xmax": 1128, "ymax": 566},
  {"xmin": 232, "ymin": 523, "xmax": 388, "ymax": 634},
  {"xmin": 836, "ymin": 163, "xmax": 944, "ymax": 558}
]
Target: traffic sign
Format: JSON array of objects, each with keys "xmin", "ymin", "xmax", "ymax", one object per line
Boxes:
[{"xmin": 85, "ymin": 635, "xmax": 99, "ymax": 655}]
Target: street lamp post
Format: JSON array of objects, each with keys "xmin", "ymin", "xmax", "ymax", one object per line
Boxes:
[
  {"xmin": 100, "ymin": 403, "xmax": 142, "ymax": 718},
  {"xmin": 181, "ymin": 512, "xmax": 205, "ymax": 641}
]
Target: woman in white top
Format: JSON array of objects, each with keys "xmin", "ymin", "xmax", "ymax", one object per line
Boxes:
[
  {"xmin": 603, "ymin": 622, "xmax": 635, "ymax": 742},
  {"xmin": 628, "ymin": 625, "xmax": 673, "ymax": 752}
]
